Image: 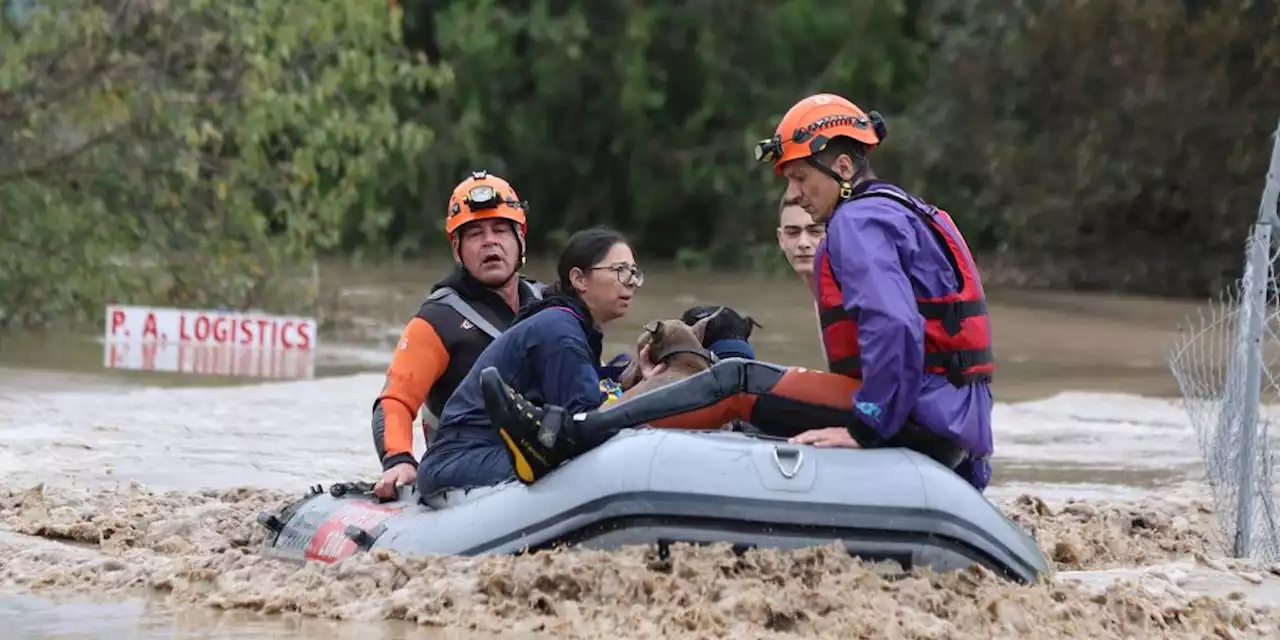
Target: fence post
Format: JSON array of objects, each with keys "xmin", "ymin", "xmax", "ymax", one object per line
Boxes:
[{"xmin": 1228, "ymin": 120, "xmax": 1280, "ymax": 558}]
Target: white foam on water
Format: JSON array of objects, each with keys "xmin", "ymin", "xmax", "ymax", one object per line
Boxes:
[
  {"xmin": 0, "ymin": 375, "xmax": 1247, "ymax": 497},
  {"xmin": 0, "ymin": 373, "xmax": 402, "ymax": 493}
]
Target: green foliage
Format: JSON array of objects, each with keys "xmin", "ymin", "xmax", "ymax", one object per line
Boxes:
[
  {"xmin": 906, "ymin": 0, "xmax": 1280, "ymax": 296},
  {"xmin": 393, "ymin": 0, "xmax": 927, "ymax": 264},
  {"xmin": 0, "ymin": 0, "xmax": 441, "ymax": 328},
  {"xmin": 2, "ymin": 0, "xmax": 1275, "ymax": 330}
]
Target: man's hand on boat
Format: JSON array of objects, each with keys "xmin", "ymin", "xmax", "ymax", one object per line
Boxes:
[
  {"xmin": 374, "ymin": 462, "xmax": 417, "ymax": 499},
  {"xmin": 788, "ymin": 427, "xmax": 861, "ymax": 449}
]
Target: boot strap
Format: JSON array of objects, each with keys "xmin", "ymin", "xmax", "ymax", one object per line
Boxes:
[{"xmin": 537, "ymin": 405, "xmax": 567, "ymax": 449}]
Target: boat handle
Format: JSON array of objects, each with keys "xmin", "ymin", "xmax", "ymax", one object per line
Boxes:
[{"xmin": 772, "ymin": 446, "xmax": 804, "ymax": 479}]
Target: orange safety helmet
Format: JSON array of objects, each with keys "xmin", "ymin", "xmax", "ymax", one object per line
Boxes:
[
  {"xmin": 445, "ymin": 170, "xmax": 529, "ymax": 243},
  {"xmin": 753, "ymin": 93, "xmax": 887, "ymax": 176}
]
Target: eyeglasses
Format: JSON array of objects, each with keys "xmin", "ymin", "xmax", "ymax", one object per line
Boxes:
[{"xmin": 590, "ymin": 263, "xmax": 644, "ymax": 287}]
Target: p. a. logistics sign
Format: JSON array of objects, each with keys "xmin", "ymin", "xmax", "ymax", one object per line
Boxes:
[{"xmin": 102, "ymin": 304, "xmax": 318, "ymax": 379}]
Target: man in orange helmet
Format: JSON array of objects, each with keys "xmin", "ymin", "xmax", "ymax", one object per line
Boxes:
[
  {"xmin": 757, "ymin": 94, "xmax": 994, "ymax": 491},
  {"xmin": 479, "ymin": 94, "xmax": 995, "ymax": 493},
  {"xmin": 369, "ymin": 170, "xmax": 546, "ymax": 499}
]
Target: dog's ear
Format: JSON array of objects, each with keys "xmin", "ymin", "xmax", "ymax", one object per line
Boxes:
[
  {"xmin": 637, "ymin": 321, "xmax": 660, "ymax": 346},
  {"xmin": 689, "ymin": 306, "xmax": 725, "ymax": 344}
]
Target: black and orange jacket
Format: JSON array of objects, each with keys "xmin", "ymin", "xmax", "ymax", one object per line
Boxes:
[{"xmin": 372, "ymin": 266, "xmax": 545, "ymax": 470}]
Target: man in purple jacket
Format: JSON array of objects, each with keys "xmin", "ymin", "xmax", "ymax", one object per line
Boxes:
[
  {"xmin": 761, "ymin": 94, "xmax": 996, "ymax": 491},
  {"xmin": 480, "ymin": 94, "xmax": 995, "ymax": 492}
]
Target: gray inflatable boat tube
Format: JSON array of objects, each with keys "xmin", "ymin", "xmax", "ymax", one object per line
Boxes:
[{"xmin": 257, "ymin": 429, "xmax": 1051, "ymax": 583}]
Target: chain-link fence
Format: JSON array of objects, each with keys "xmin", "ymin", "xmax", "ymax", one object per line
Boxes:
[{"xmin": 1167, "ymin": 121, "xmax": 1280, "ymax": 562}]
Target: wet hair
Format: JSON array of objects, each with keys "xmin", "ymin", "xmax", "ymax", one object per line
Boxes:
[{"xmin": 547, "ymin": 225, "xmax": 629, "ymax": 297}]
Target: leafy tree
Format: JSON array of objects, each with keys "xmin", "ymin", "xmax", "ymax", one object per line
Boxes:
[
  {"xmin": 0, "ymin": 0, "xmax": 443, "ymax": 328},
  {"xmin": 389, "ymin": 0, "xmax": 928, "ymax": 265},
  {"xmin": 905, "ymin": 0, "xmax": 1280, "ymax": 296}
]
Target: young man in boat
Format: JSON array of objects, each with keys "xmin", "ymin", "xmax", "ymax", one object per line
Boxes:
[
  {"xmin": 480, "ymin": 93, "xmax": 995, "ymax": 492},
  {"xmin": 369, "ymin": 170, "xmax": 547, "ymax": 499},
  {"xmin": 777, "ymin": 193, "xmax": 825, "ymax": 292},
  {"xmin": 777, "ymin": 192, "xmax": 827, "ymax": 357}
]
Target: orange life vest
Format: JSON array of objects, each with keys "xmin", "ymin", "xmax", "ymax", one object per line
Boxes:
[{"xmin": 815, "ymin": 187, "xmax": 995, "ymax": 387}]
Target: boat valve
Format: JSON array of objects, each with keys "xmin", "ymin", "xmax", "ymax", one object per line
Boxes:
[
  {"xmin": 345, "ymin": 525, "xmax": 376, "ymax": 549},
  {"xmin": 257, "ymin": 511, "xmax": 285, "ymax": 534}
]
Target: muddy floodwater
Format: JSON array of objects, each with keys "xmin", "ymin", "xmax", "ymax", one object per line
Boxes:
[{"xmin": 2, "ymin": 258, "xmax": 1279, "ymax": 639}]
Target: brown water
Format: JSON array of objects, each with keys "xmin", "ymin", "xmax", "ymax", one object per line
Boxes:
[{"xmin": 4, "ymin": 258, "xmax": 1279, "ymax": 639}]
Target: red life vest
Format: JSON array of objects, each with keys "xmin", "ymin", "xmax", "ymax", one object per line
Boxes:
[{"xmin": 815, "ymin": 187, "xmax": 994, "ymax": 387}]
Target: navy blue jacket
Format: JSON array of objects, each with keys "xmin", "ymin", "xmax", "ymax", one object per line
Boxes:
[
  {"xmin": 417, "ymin": 294, "xmax": 606, "ymax": 492},
  {"xmin": 437, "ymin": 293, "xmax": 605, "ymax": 430}
]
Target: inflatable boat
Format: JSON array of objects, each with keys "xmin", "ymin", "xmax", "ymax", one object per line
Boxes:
[{"xmin": 257, "ymin": 429, "xmax": 1051, "ymax": 583}]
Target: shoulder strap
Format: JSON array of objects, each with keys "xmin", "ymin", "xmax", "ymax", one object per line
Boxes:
[
  {"xmin": 426, "ymin": 286, "xmax": 504, "ymax": 340},
  {"xmin": 851, "ymin": 186, "xmax": 929, "ymax": 216},
  {"xmin": 849, "ymin": 186, "xmax": 977, "ymax": 315},
  {"xmin": 520, "ymin": 278, "xmax": 545, "ymax": 301}
]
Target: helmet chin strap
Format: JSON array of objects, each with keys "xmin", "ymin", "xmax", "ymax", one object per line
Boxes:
[{"xmin": 806, "ymin": 157, "xmax": 865, "ymax": 201}]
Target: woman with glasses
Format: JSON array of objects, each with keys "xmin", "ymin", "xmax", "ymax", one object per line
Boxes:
[{"xmin": 415, "ymin": 225, "xmax": 663, "ymax": 496}]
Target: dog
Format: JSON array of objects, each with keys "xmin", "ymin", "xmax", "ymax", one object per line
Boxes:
[
  {"xmin": 680, "ymin": 305, "xmax": 762, "ymax": 349},
  {"xmin": 615, "ymin": 307, "xmax": 726, "ymax": 400}
]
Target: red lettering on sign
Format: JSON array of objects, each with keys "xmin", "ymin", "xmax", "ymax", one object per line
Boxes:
[
  {"xmin": 212, "ymin": 317, "xmax": 231, "ymax": 343},
  {"xmin": 110, "ymin": 310, "xmax": 126, "ymax": 336},
  {"xmin": 179, "ymin": 315, "xmax": 192, "ymax": 341},
  {"xmin": 297, "ymin": 322, "xmax": 313, "ymax": 349},
  {"xmin": 281, "ymin": 321, "xmax": 295, "ymax": 348},
  {"xmin": 142, "ymin": 313, "xmax": 158, "ymax": 339},
  {"xmin": 255, "ymin": 320, "xmax": 270, "ymax": 347},
  {"xmin": 194, "ymin": 315, "xmax": 211, "ymax": 342},
  {"xmin": 304, "ymin": 502, "xmax": 399, "ymax": 564}
]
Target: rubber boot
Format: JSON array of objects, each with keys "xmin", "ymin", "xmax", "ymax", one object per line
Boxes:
[{"xmin": 481, "ymin": 367, "xmax": 581, "ymax": 484}]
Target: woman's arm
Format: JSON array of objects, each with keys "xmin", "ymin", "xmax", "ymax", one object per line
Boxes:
[{"xmin": 535, "ymin": 315, "xmax": 606, "ymax": 415}]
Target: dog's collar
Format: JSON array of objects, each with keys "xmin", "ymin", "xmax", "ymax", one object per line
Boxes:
[{"xmin": 654, "ymin": 345, "xmax": 717, "ymax": 367}]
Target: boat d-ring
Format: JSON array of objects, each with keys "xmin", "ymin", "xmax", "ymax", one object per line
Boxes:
[{"xmin": 772, "ymin": 446, "xmax": 804, "ymax": 479}]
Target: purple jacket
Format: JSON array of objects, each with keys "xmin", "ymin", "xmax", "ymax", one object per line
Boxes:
[{"xmin": 813, "ymin": 180, "xmax": 994, "ymax": 491}]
